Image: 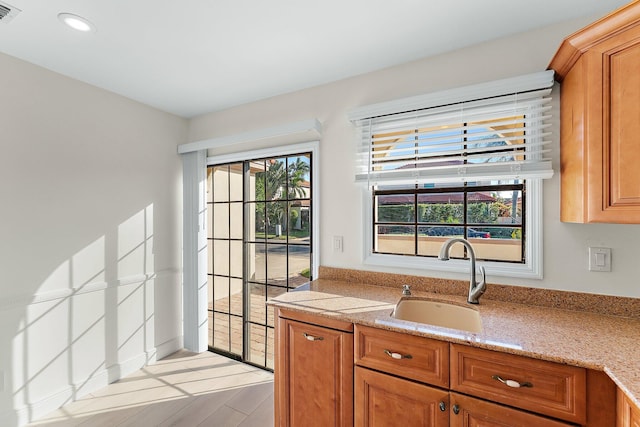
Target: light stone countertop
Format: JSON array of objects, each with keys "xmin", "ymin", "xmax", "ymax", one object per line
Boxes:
[{"xmin": 268, "ymin": 277, "xmax": 640, "ymax": 409}]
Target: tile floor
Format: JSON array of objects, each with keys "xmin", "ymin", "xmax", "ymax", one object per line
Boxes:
[{"xmin": 26, "ymin": 350, "xmax": 274, "ymax": 427}]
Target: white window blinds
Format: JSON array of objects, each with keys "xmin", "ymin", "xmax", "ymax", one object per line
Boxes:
[{"xmin": 351, "ymin": 71, "xmax": 555, "ymax": 186}]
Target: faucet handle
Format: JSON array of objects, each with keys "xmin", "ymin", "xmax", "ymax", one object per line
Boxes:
[{"xmin": 402, "ymin": 285, "xmax": 412, "ymax": 296}]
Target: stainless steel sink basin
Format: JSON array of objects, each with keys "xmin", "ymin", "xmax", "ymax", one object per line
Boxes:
[{"xmin": 391, "ymin": 298, "xmax": 482, "ymax": 332}]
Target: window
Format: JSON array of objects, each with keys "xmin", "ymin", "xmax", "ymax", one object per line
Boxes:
[
  {"xmin": 350, "ymin": 71, "xmax": 555, "ymax": 278},
  {"xmin": 374, "ymin": 182, "xmax": 524, "ymax": 263}
]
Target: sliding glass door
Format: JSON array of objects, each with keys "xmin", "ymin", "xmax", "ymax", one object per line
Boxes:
[{"xmin": 207, "ymin": 153, "xmax": 312, "ymax": 369}]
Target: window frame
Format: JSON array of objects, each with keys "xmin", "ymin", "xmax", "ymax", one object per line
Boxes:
[{"xmin": 362, "ymin": 178, "xmax": 544, "ymax": 279}]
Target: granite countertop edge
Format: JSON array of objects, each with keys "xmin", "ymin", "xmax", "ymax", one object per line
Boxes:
[{"xmin": 268, "ymin": 278, "xmax": 640, "ymax": 409}]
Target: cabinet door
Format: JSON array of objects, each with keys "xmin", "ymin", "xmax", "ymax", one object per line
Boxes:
[
  {"xmin": 551, "ymin": 1, "xmax": 640, "ymax": 223},
  {"xmin": 618, "ymin": 388, "xmax": 640, "ymax": 427},
  {"xmin": 449, "ymin": 393, "xmax": 573, "ymax": 427},
  {"xmin": 275, "ymin": 316, "xmax": 353, "ymax": 427},
  {"xmin": 590, "ymin": 28, "xmax": 640, "ymax": 222},
  {"xmin": 355, "ymin": 366, "xmax": 448, "ymax": 427}
]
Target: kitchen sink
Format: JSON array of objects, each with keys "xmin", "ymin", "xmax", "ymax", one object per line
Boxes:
[{"xmin": 391, "ymin": 298, "xmax": 482, "ymax": 332}]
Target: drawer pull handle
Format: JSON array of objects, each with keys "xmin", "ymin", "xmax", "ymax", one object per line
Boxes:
[
  {"xmin": 302, "ymin": 333, "xmax": 323, "ymax": 341},
  {"xmin": 384, "ymin": 349, "xmax": 412, "ymax": 360},
  {"xmin": 492, "ymin": 375, "xmax": 532, "ymax": 388}
]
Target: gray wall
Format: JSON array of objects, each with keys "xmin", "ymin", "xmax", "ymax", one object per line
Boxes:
[
  {"xmin": 189, "ymin": 15, "xmax": 640, "ymax": 298},
  {"xmin": 0, "ymin": 52, "xmax": 187, "ymax": 425}
]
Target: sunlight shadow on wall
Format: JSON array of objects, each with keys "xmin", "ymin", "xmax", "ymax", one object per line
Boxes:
[{"xmin": 3, "ymin": 204, "xmax": 172, "ymax": 425}]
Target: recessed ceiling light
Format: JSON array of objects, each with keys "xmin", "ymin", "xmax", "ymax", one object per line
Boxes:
[{"xmin": 58, "ymin": 13, "xmax": 95, "ymax": 33}]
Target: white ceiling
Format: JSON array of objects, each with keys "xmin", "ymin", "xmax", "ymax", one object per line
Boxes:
[{"xmin": 0, "ymin": 0, "xmax": 630, "ymax": 118}]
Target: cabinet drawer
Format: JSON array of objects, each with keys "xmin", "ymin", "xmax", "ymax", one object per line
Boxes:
[
  {"xmin": 355, "ymin": 325, "xmax": 449, "ymax": 388},
  {"xmin": 451, "ymin": 344, "xmax": 586, "ymax": 424}
]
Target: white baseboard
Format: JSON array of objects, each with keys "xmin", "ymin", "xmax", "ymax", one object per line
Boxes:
[{"xmin": 8, "ymin": 336, "xmax": 183, "ymax": 427}]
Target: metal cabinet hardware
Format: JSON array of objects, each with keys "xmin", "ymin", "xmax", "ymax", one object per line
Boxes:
[
  {"xmin": 302, "ymin": 333, "xmax": 323, "ymax": 341},
  {"xmin": 492, "ymin": 374, "xmax": 533, "ymax": 388},
  {"xmin": 384, "ymin": 349, "xmax": 412, "ymax": 360}
]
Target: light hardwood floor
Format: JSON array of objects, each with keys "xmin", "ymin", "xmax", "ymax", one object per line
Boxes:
[{"xmin": 26, "ymin": 350, "xmax": 274, "ymax": 427}]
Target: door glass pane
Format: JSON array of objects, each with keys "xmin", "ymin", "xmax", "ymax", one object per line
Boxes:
[
  {"xmin": 230, "ymin": 240, "xmax": 243, "ymax": 278},
  {"xmin": 212, "ymin": 240, "xmax": 229, "ymax": 276},
  {"xmin": 207, "ymin": 153, "xmax": 312, "ymax": 370},
  {"xmin": 229, "ymin": 164, "xmax": 243, "ymax": 202},
  {"xmin": 288, "ymin": 245, "xmax": 310, "ymax": 286},
  {"xmin": 213, "ymin": 312, "xmax": 229, "ymax": 352},
  {"xmin": 212, "ymin": 165, "xmax": 229, "ymax": 202},
  {"xmin": 230, "ymin": 202, "xmax": 243, "ymax": 239},
  {"xmin": 267, "ymin": 286, "xmax": 287, "ymax": 327},
  {"xmin": 248, "ymin": 284, "xmax": 266, "ymax": 324},
  {"xmin": 213, "ymin": 203, "xmax": 229, "ymax": 239},
  {"xmin": 247, "ymin": 242, "xmax": 266, "ymax": 283},
  {"xmin": 248, "ymin": 323, "xmax": 266, "ymax": 366},
  {"xmin": 267, "ymin": 244, "xmax": 287, "ymax": 285},
  {"xmin": 288, "ymin": 201, "xmax": 310, "ymax": 241},
  {"xmin": 213, "ymin": 276, "xmax": 229, "ymax": 313},
  {"xmin": 287, "ymin": 155, "xmax": 311, "ymax": 200},
  {"xmin": 229, "ymin": 278, "xmax": 243, "ymax": 316},
  {"xmin": 247, "ymin": 202, "xmax": 266, "ymax": 241},
  {"xmin": 266, "ymin": 200, "xmax": 287, "ymax": 237},
  {"xmin": 230, "ymin": 315, "xmax": 243, "ymax": 356}
]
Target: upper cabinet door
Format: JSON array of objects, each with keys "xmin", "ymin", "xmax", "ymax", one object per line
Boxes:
[
  {"xmin": 607, "ymin": 36, "xmax": 640, "ymax": 215},
  {"xmin": 549, "ymin": 0, "xmax": 640, "ymax": 223}
]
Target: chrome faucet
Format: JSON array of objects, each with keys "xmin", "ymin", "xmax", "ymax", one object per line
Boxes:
[{"xmin": 438, "ymin": 238, "xmax": 486, "ymax": 304}]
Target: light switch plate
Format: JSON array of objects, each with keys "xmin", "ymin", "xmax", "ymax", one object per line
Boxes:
[
  {"xmin": 589, "ymin": 247, "xmax": 611, "ymax": 272},
  {"xmin": 332, "ymin": 236, "xmax": 343, "ymax": 253}
]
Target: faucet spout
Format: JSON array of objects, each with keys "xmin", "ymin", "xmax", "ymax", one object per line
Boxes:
[{"xmin": 438, "ymin": 238, "xmax": 486, "ymax": 304}]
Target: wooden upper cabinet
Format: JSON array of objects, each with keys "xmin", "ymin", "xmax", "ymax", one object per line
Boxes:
[{"xmin": 549, "ymin": 0, "xmax": 640, "ymax": 223}]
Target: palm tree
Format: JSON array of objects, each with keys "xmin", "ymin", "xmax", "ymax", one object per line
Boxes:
[
  {"xmin": 286, "ymin": 157, "xmax": 310, "ymax": 199},
  {"xmin": 255, "ymin": 157, "xmax": 310, "ymax": 233}
]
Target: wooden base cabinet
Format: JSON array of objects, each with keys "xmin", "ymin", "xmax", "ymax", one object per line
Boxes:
[
  {"xmin": 355, "ymin": 367, "xmax": 449, "ymax": 427},
  {"xmin": 549, "ymin": 0, "xmax": 640, "ymax": 223},
  {"xmin": 449, "ymin": 393, "xmax": 573, "ymax": 427},
  {"xmin": 618, "ymin": 388, "xmax": 640, "ymax": 427},
  {"xmin": 274, "ymin": 313, "xmax": 619, "ymax": 427},
  {"xmin": 274, "ymin": 309, "xmax": 354, "ymax": 427}
]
